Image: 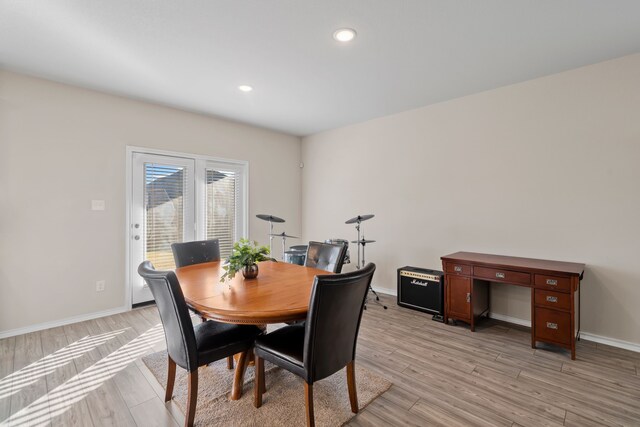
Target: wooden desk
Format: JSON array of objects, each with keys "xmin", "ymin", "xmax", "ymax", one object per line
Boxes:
[
  {"xmin": 441, "ymin": 252, "xmax": 584, "ymax": 359},
  {"xmin": 175, "ymin": 260, "xmax": 331, "ymax": 398}
]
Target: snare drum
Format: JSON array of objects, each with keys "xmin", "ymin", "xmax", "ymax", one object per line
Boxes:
[{"xmin": 284, "ymin": 245, "xmax": 307, "ymax": 265}]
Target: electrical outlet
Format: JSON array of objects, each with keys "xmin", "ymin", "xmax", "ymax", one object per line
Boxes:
[{"xmin": 96, "ymin": 280, "xmax": 106, "ymax": 292}]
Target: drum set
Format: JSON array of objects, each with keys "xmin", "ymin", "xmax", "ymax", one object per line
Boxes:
[
  {"xmin": 256, "ymin": 212, "xmax": 386, "ymax": 310},
  {"xmin": 255, "ymin": 214, "xmax": 302, "ymax": 263}
]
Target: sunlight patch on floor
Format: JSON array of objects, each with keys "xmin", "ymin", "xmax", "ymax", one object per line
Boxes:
[
  {"xmin": 0, "ymin": 329, "xmax": 127, "ymax": 400},
  {"xmin": 0, "ymin": 324, "xmax": 164, "ymax": 427}
]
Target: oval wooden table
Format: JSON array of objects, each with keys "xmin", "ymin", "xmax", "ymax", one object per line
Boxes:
[{"xmin": 175, "ymin": 260, "xmax": 332, "ymax": 400}]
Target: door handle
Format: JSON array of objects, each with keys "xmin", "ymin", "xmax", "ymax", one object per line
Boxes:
[
  {"xmin": 546, "ymin": 322, "xmax": 558, "ymax": 330},
  {"xmin": 466, "ymin": 293, "xmax": 471, "ymax": 303},
  {"xmin": 495, "ymin": 272, "xmax": 505, "ymax": 279}
]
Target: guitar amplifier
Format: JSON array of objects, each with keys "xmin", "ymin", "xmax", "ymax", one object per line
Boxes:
[{"xmin": 397, "ymin": 266, "xmax": 444, "ymax": 321}]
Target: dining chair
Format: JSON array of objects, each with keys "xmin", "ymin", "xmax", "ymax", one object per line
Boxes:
[
  {"xmin": 253, "ymin": 263, "xmax": 376, "ymax": 427},
  {"xmin": 138, "ymin": 261, "xmax": 262, "ymax": 427},
  {"xmin": 170, "ymin": 238, "xmax": 235, "ymax": 369},
  {"xmin": 304, "ymin": 241, "xmax": 348, "ymax": 273},
  {"xmin": 171, "ymin": 239, "xmax": 221, "ymax": 268}
]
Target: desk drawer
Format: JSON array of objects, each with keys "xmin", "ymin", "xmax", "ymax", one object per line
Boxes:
[
  {"xmin": 473, "ymin": 266, "xmax": 530, "ymax": 285},
  {"xmin": 534, "ymin": 274, "xmax": 571, "ymax": 292},
  {"xmin": 444, "ymin": 262, "xmax": 471, "ymax": 276},
  {"xmin": 534, "ymin": 289, "xmax": 571, "ymax": 311},
  {"xmin": 535, "ymin": 307, "xmax": 571, "ymax": 346}
]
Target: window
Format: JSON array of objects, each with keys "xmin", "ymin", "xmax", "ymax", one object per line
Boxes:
[
  {"xmin": 204, "ymin": 167, "xmax": 241, "ymax": 258},
  {"xmin": 144, "ymin": 163, "xmax": 190, "ymax": 270},
  {"xmin": 196, "ymin": 159, "xmax": 247, "ymax": 260}
]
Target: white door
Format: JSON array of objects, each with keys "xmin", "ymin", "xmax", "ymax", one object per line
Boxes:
[{"xmin": 130, "ymin": 153, "xmax": 195, "ymax": 305}]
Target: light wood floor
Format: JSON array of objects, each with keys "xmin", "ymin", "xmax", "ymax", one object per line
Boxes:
[{"xmin": 1, "ymin": 294, "xmax": 639, "ymax": 426}]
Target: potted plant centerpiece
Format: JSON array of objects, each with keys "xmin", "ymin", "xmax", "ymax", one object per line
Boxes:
[{"xmin": 220, "ymin": 238, "xmax": 271, "ymax": 282}]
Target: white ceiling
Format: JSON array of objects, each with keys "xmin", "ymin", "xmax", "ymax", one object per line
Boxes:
[{"xmin": 1, "ymin": 1, "xmax": 639, "ymax": 136}]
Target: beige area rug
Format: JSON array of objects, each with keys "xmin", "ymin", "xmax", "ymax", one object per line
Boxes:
[{"xmin": 142, "ymin": 351, "xmax": 391, "ymax": 426}]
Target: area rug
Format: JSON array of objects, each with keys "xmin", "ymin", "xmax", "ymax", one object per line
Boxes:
[{"xmin": 142, "ymin": 351, "xmax": 391, "ymax": 426}]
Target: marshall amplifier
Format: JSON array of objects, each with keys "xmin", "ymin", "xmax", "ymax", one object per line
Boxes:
[{"xmin": 397, "ymin": 266, "xmax": 444, "ymax": 321}]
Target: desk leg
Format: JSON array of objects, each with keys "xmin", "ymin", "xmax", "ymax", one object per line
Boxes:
[
  {"xmin": 230, "ymin": 349, "xmax": 250, "ymax": 400},
  {"xmin": 531, "ymin": 288, "xmax": 536, "ymax": 349}
]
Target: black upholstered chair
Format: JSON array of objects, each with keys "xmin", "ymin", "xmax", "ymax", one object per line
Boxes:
[
  {"xmin": 171, "ymin": 239, "xmax": 221, "ymax": 268},
  {"xmin": 138, "ymin": 261, "xmax": 262, "ymax": 427},
  {"xmin": 170, "ymin": 238, "xmax": 236, "ymax": 369},
  {"xmin": 304, "ymin": 241, "xmax": 348, "ymax": 273},
  {"xmin": 253, "ymin": 263, "xmax": 376, "ymax": 427}
]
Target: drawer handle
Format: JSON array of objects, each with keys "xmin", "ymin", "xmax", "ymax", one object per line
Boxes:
[
  {"xmin": 546, "ymin": 322, "xmax": 558, "ymax": 330},
  {"xmin": 546, "ymin": 296, "xmax": 558, "ymax": 303},
  {"xmin": 454, "ymin": 266, "xmax": 462, "ymax": 272},
  {"xmin": 495, "ymin": 272, "xmax": 505, "ymax": 279},
  {"xmin": 546, "ymin": 279, "xmax": 558, "ymax": 286},
  {"xmin": 466, "ymin": 293, "xmax": 471, "ymax": 303}
]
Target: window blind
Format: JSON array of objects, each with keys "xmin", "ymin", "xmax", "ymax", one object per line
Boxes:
[
  {"xmin": 205, "ymin": 169, "xmax": 238, "ymax": 259},
  {"xmin": 144, "ymin": 164, "xmax": 187, "ymax": 270}
]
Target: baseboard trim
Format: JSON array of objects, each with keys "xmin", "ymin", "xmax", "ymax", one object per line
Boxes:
[
  {"xmin": 488, "ymin": 312, "xmax": 531, "ymax": 327},
  {"xmin": 579, "ymin": 332, "xmax": 640, "ymax": 354},
  {"xmin": 0, "ymin": 306, "xmax": 129, "ymax": 339},
  {"xmin": 486, "ymin": 312, "xmax": 640, "ymax": 354},
  {"xmin": 372, "ymin": 286, "xmax": 396, "ymax": 297}
]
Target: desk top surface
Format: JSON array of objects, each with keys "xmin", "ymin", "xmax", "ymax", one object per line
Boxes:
[{"xmin": 441, "ymin": 251, "xmax": 585, "ymax": 276}]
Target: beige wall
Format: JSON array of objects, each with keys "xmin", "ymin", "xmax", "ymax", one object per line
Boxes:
[
  {"xmin": 301, "ymin": 54, "xmax": 640, "ymax": 345},
  {"xmin": 0, "ymin": 70, "xmax": 301, "ymax": 333}
]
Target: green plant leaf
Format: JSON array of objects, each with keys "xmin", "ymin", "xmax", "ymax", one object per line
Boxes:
[{"xmin": 219, "ymin": 239, "xmax": 271, "ymax": 282}]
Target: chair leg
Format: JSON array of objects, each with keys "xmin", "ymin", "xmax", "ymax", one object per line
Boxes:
[
  {"xmin": 227, "ymin": 356, "xmax": 234, "ymax": 369},
  {"xmin": 346, "ymin": 360, "xmax": 359, "ymax": 413},
  {"xmin": 185, "ymin": 370, "xmax": 198, "ymax": 427},
  {"xmin": 304, "ymin": 381, "xmax": 315, "ymax": 427},
  {"xmin": 254, "ymin": 355, "xmax": 264, "ymax": 408},
  {"xmin": 260, "ymin": 360, "xmax": 266, "ymax": 394},
  {"xmin": 165, "ymin": 356, "xmax": 176, "ymax": 402}
]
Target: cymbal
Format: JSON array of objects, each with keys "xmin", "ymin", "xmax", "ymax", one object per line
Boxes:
[
  {"xmin": 270, "ymin": 232, "xmax": 299, "ymax": 238},
  {"xmin": 345, "ymin": 214, "xmax": 375, "ymax": 224},
  {"xmin": 351, "ymin": 239, "xmax": 376, "ymax": 244},
  {"xmin": 256, "ymin": 214, "xmax": 285, "ymax": 223}
]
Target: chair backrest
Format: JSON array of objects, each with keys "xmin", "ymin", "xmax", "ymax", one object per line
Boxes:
[
  {"xmin": 304, "ymin": 241, "xmax": 348, "ymax": 273},
  {"xmin": 303, "ymin": 263, "xmax": 376, "ymax": 382},
  {"xmin": 171, "ymin": 239, "xmax": 221, "ymax": 268},
  {"xmin": 138, "ymin": 261, "xmax": 197, "ymax": 371}
]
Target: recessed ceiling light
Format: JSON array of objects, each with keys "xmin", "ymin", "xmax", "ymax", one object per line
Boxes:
[
  {"xmin": 238, "ymin": 85, "xmax": 253, "ymax": 92},
  {"xmin": 333, "ymin": 28, "xmax": 356, "ymax": 42}
]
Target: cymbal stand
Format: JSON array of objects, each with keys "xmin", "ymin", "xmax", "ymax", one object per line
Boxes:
[
  {"xmin": 352, "ymin": 221, "xmax": 387, "ymax": 310},
  {"xmin": 355, "ymin": 220, "xmax": 361, "ymax": 269},
  {"xmin": 268, "ymin": 220, "xmax": 275, "ymax": 255},
  {"xmin": 360, "ymin": 237, "xmax": 387, "ymax": 310},
  {"xmin": 280, "ymin": 234, "xmax": 288, "ymax": 261}
]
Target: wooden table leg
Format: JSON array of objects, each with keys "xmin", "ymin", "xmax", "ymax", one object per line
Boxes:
[
  {"xmin": 230, "ymin": 349, "xmax": 250, "ymax": 400},
  {"xmin": 233, "ymin": 325, "xmax": 265, "ymax": 367},
  {"xmin": 234, "ymin": 351, "xmax": 255, "ymax": 366}
]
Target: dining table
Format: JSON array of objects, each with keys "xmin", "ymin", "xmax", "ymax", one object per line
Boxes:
[{"xmin": 174, "ymin": 260, "xmax": 333, "ymax": 400}]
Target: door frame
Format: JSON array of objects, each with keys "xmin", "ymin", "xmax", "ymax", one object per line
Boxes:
[{"xmin": 125, "ymin": 145, "xmax": 249, "ymax": 309}]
